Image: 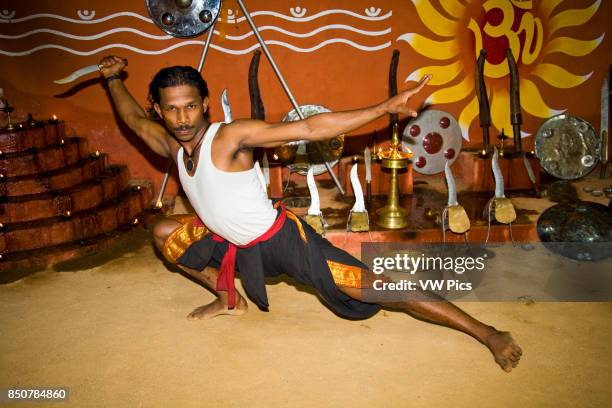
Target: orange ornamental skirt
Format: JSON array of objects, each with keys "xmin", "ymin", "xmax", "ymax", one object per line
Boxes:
[{"xmin": 162, "ymin": 207, "xmax": 380, "ymax": 320}]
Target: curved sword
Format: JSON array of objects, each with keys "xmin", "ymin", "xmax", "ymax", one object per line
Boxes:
[
  {"xmin": 350, "ymin": 163, "xmax": 366, "ymax": 213},
  {"xmin": 475, "ymin": 49, "xmax": 491, "ymax": 152},
  {"xmin": 445, "ymin": 160, "xmax": 458, "ymax": 206},
  {"xmin": 491, "ymin": 147, "xmax": 516, "ymax": 224},
  {"xmin": 53, "ymin": 59, "xmax": 128, "ymax": 84},
  {"xmin": 507, "ymin": 48, "xmax": 522, "ymax": 155},
  {"xmin": 307, "ymin": 166, "xmax": 321, "ymax": 216},
  {"xmin": 492, "ymin": 147, "xmax": 505, "ymax": 198},
  {"xmin": 444, "ymin": 161, "xmax": 470, "ymax": 234}
]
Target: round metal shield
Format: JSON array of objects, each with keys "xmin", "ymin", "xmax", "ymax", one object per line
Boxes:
[
  {"xmin": 401, "ymin": 110, "xmax": 462, "ymax": 175},
  {"xmin": 280, "ymin": 104, "xmax": 344, "ymax": 176},
  {"xmin": 535, "ymin": 114, "xmax": 600, "ymax": 180},
  {"xmin": 537, "ymin": 201, "xmax": 612, "ymax": 261},
  {"xmin": 146, "ymin": 0, "xmax": 222, "ymax": 38}
]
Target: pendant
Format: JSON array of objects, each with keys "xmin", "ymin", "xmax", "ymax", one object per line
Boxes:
[{"xmin": 186, "ymin": 158, "xmax": 194, "ymax": 172}]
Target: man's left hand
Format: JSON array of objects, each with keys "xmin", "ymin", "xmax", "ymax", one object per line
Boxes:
[{"xmin": 384, "ymin": 74, "xmax": 432, "ymax": 117}]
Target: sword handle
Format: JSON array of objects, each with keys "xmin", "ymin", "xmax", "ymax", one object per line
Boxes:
[{"xmin": 98, "ymin": 58, "xmax": 128, "ymax": 70}]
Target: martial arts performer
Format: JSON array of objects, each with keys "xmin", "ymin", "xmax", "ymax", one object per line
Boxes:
[{"xmin": 99, "ymin": 55, "xmax": 522, "ymax": 372}]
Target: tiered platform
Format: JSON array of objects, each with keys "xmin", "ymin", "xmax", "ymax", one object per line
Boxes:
[{"xmin": 0, "ymin": 121, "xmax": 153, "ymax": 274}]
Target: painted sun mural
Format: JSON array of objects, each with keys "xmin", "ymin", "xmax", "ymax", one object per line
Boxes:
[{"xmin": 398, "ymin": 0, "xmax": 605, "ymax": 140}]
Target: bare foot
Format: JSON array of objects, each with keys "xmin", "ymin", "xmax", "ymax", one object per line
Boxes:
[
  {"xmin": 484, "ymin": 331, "xmax": 523, "ymax": 372},
  {"xmin": 187, "ymin": 295, "xmax": 248, "ymax": 320}
]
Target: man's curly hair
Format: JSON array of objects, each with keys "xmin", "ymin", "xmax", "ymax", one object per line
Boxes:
[{"xmin": 149, "ymin": 66, "xmax": 209, "ymax": 104}]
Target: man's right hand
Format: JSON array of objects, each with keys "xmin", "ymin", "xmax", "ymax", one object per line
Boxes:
[{"xmin": 99, "ymin": 56, "xmax": 126, "ymax": 79}]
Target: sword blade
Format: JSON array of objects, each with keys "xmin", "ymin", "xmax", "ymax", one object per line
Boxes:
[
  {"xmin": 53, "ymin": 64, "xmax": 100, "ymax": 84},
  {"xmin": 492, "ymin": 147, "xmax": 505, "ymax": 198},
  {"xmin": 221, "ymin": 88, "xmax": 233, "ymax": 123},
  {"xmin": 444, "ymin": 161, "xmax": 458, "ymax": 206}
]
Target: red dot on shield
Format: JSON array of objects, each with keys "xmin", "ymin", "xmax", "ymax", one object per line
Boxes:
[
  {"xmin": 415, "ymin": 156, "xmax": 426, "ymax": 168},
  {"xmin": 409, "ymin": 125, "xmax": 420, "ymax": 137},
  {"xmin": 439, "ymin": 117, "xmax": 450, "ymax": 129},
  {"xmin": 444, "ymin": 148, "xmax": 456, "ymax": 159},
  {"xmin": 422, "ymin": 132, "xmax": 443, "ymax": 154}
]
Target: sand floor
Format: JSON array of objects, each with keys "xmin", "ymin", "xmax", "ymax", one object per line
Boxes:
[{"xmin": 1, "ymin": 226, "xmax": 611, "ymax": 408}]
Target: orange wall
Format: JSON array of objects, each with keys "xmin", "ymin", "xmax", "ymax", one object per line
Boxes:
[{"xmin": 1, "ymin": 0, "xmax": 610, "ymax": 195}]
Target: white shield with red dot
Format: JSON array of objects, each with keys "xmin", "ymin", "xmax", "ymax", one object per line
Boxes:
[{"xmin": 401, "ymin": 110, "xmax": 462, "ymax": 175}]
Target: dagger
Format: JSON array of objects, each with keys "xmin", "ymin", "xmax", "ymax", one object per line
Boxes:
[
  {"xmin": 306, "ymin": 166, "xmax": 321, "ymax": 216},
  {"xmin": 475, "ymin": 49, "xmax": 491, "ymax": 154},
  {"xmin": 53, "ymin": 59, "xmax": 128, "ymax": 84},
  {"xmin": 364, "ymin": 146, "xmax": 372, "ymax": 205},
  {"xmin": 444, "ymin": 160, "xmax": 470, "ymax": 234},
  {"xmin": 221, "ymin": 88, "xmax": 233, "ymax": 123},
  {"xmin": 506, "ymin": 48, "xmax": 522, "ymax": 155},
  {"xmin": 492, "ymin": 147, "xmax": 506, "ymax": 199},
  {"xmin": 445, "ymin": 160, "xmax": 459, "ymax": 207},
  {"xmin": 350, "ymin": 163, "xmax": 366, "ymax": 213},
  {"xmin": 600, "ymin": 78, "xmax": 609, "ymax": 179}
]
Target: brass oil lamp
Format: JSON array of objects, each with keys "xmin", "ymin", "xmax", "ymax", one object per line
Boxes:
[{"xmin": 376, "ymin": 123, "xmax": 413, "ymax": 229}]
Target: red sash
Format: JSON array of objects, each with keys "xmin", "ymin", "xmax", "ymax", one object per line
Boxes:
[{"xmin": 209, "ymin": 203, "xmax": 286, "ymax": 309}]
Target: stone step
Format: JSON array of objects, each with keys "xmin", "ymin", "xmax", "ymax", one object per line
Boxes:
[
  {"xmin": 0, "ymin": 122, "xmax": 65, "ymax": 154},
  {"xmin": 0, "ymin": 137, "xmax": 90, "ymax": 178},
  {"xmin": 0, "ymin": 155, "xmax": 107, "ymax": 197},
  {"xmin": 0, "ymin": 183, "xmax": 152, "ymax": 254},
  {"xmin": 0, "ymin": 165, "xmax": 130, "ymax": 224}
]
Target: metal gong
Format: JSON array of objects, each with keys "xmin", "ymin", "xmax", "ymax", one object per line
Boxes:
[
  {"xmin": 146, "ymin": 0, "xmax": 222, "ymax": 38},
  {"xmin": 279, "ymin": 104, "xmax": 344, "ymax": 176},
  {"xmin": 537, "ymin": 201, "xmax": 612, "ymax": 261},
  {"xmin": 401, "ymin": 110, "xmax": 462, "ymax": 175},
  {"xmin": 535, "ymin": 114, "xmax": 600, "ymax": 180}
]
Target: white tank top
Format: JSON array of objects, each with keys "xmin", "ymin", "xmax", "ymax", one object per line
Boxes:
[{"xmin": 177, "ymin": 122, "xmax": 277, "ymax": 245}]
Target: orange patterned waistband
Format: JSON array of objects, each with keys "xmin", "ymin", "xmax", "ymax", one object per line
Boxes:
[{"xmin": 162, "ymin": 214, "xmax": 208, "ymax": 264}]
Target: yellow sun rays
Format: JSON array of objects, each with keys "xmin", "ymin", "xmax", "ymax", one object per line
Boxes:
[
  {"xmin": 439, "ymin": 0, "xmax": 466, "ymax": 19},
  {"xmin": 425, "ymin": 75, "xmax": 474, "ymax": 106},
  {"xmin": 549, "ymin": 0, "xmax": 601, "ymax": 36},
  {"xmin": 544, "ymin": 34, "xmax": 605, "ymax": 57},
  {"xmin": 520, "ymin": 79, "xmax": 566, "ymax": 118},
  {"xmin": 400, "ymin": 0, "xmax": 603, "ymax": 141},
  {"xmin": 406, "ymin": 60, "xmax": 463, "ymax": 86},
  {"xmin": 531, "ymin": 64, "xmax": 593, "ymax": 89},
  {"xmin": 458, "ymin": 96, "xmax": 479, "ymax": 141},
  {"xmin": 411, "ymin": 0, "xmax": 458, "ymax": 37},
  {"xmin": 397, "ymin": 34, "xmax": 459, "ymax": 60},
  {"xmin": 540, "ymin": 0, "xmax": 564, "ymax": 20},
  {"xmin": 490, "ymin": 87, "xmax": 512, "ymax": 138}
]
